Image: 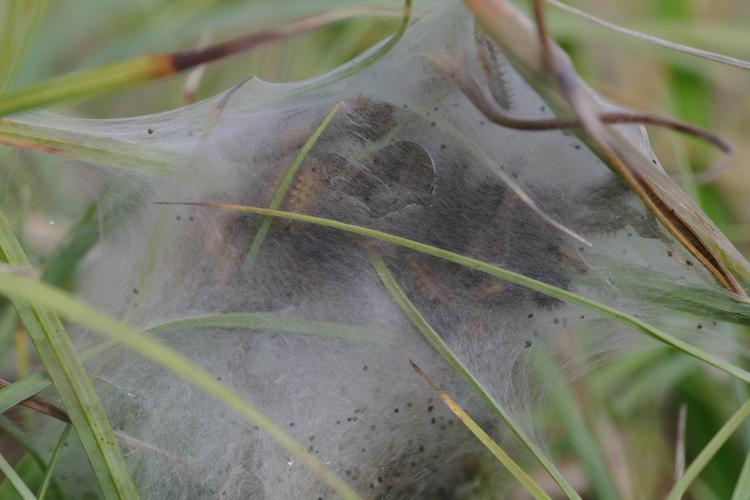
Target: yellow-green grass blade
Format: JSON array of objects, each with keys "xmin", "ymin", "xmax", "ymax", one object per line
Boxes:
[
  {"xmin": 667, "ymin": 398, "xmax": 750, "ymax": 500},
  {"xmin": 244, "ymin": 101, "xmax": 341, "ymax": 269},
  {"xmin": 732, "ymin": 449, "xmax": 750, "ymax": 500},
  {"xmin": 0, "ymin": 451, "xmax": 36, "ymax": 500},
  {"xmin": 175, "ymin": 203, "xmax": 750, "ymax": 385},
  {"xmin": 0, "ymin": 3, "xmax": 410, "ymax": 119},
  {"xmin": 0, "ymin": 55, "xmax": 176, "ymax": 118},
  {"xmin": 146, "ymin": 312, "xmax": 388, "ymax": 342},
  {"xmin": 371, "ymin": 253, "xmax": 579, "ymax": 499},
  {"xmin": 0, "ymin": 271, "xmax": 361, "ymax": 500},
  {"xmin": 407, "ymin": 358, "xmax": 552, "ymax": 500},
  {"xmin": 297, "ymin": 0, "xmax": 412, "ymax": 93},
  {"xmin": 37, "ymin": 425, "xmax": 72, "ymax": 500},
  {"xmin": 0, "ymin": 211, "xmax": 138, "ymax": 500},
  {"xmin": 0, "ymin": 119, "xmax": 173, "ymax": 175}
]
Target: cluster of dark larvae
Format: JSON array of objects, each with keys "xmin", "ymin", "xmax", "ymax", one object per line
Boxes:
[
  {"xmin": 184, "ymin": 92, "xmax": 664, "ymax": 498},
  {"xmin": 219, "ymin": 93, "xmax": 661, "ymax": 335}
]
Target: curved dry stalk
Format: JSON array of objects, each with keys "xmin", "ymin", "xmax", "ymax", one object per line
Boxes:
[
  {"xmin": 447, "ymin": 54, "xmax": 734, "ymax": 162},
  {"xmin": 464, "ymin": 0, "xmax": 749, "ymax": 297},
  {"xmin": 169, "ymin": 5, "xmax": 403, "ymax": 72},
  {"xmin": 474, "ymin": 58, "xmax": 734, "ymax": 184},
  {"xmin": 533, "ymin": 0, "xmax": 746, "ymax": 297}
]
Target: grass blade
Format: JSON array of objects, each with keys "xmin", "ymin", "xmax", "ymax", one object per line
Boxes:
[
  {"xmin": 170, "ymin": 203, "xmax": 750, "ymax": 385},
  {"xmin": 371, "ymin": 253, "xmax": 579, "ymax": 499},
  {"xmin": 146, "ymin": 312, "xmax": 388, "ymax": 343},
  {"xmin": 732, "ymin": 450, "xmax": 750, "ymax": 500},
  {"xmin": 0, "ymin": 119, "xmax": 173, "ymax": 175},
  {"xmin": 0, "ymin": 211, "xmax": 138, "ymax": 499},
  {"xmin": 667, "ymin": 398, "xmax": 750, "ymax": 500},
  {"xmin": 298, "ymin": 1, "xmax": 412, "ymax": 92},
  {"xmin": 0, "ymin": 415, "xmax": 64, "ymax": 499},
  {"xmin": 37, "ymin": 425, "xmax": 72, "ymax": 500},
  {"xmin": 0, "ymin": 311, "xmax": 388, "ymax": 416},
  {"xmin": 666, "ymin": 400, "xmax": 750, "ymax": 500},
  {"xmin": 406, "ymin": 357, "xmax": 551, "ymax": 500},
  {"xmin": 0, "ymin": 5, "xmax": 403, "ymax": 118},
  {"xmin": 0, "ymin": 55, "xmax": 176, "ymax": 117},
  {"xmin": 0, "ymin": 270, "xmax": 361, "ymax": 500},
  {"xmin": 244, "ymin": 101, "xmax": 341, "ymax": 269},
  {"xmin": 0, "ymin": 452, "xmax": 36, "ymax": 500}
]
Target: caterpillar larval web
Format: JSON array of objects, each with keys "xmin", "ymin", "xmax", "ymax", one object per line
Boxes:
[{"xmin": 5, "ymin": 3, "xmax": 750, "ymax": 499}]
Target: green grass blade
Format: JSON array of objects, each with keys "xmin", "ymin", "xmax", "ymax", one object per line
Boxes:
[
  {"xmin": 0, "ymin": 55, "xmax": 174, "ymax": 118},
  {"xmin": 0, "ymin": 447, "xmax": 65, "ymax": 500},
  {"xmin": 0, "ymin": 119, "xmax": 173, "ymax": 175},
  {"xmin": 407, "ymin": 358, "xmax": 552, "ymax": 500},
  {"xmin": 667, "ymin": 398, "xmax": 750, "ymax": 500},
  {"xmin": 0, "ymin": 451, "xmax": 36, "ymax": 500},
  {"xmin": 177, "ymin": 203, "xmax": 750, "ymax": 385},
  {"xmin": 732, "ymin": 450, "xmax": 750, "ymax": 500},
  {"xmin": 0, "ymin": 455, "xmax": 44, "ymax": 500},
  {"xmin": 146, "ymin": 312, "xmax": 388, "ymax": 342},
  {"xmin": 298, "ymin": 0, "xmax": 412, "ymax": 93},
  {"xmin": 0, "ymin": 312, "xmax": 387, "ymax": 415},
  {"xmin": 371, "ymin": 253, "xmax": 579, "ymax": 500},
  {"xmin": 37, "ymin": 425, "xmax": 72, "ymax": 500},
  {"xmin": 0, "ymin": 271, "xmax": 361, "ymax": 500},
  {"xmin": 0, "ymin": 3, "xmax": 409, "ymax": 118},
  {"xmin": 0, "ymin": 371, "xmax": 54, "ymax": 423},
  {"xmin": 244, "ymin": 101, "xmax": 341, "ymax": 269},
  {"xmin": 0, "ymin": 211, "xmax": 138, "ymax": 500}
]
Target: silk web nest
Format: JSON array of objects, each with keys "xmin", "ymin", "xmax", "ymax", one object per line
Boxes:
[{"xmin": 12, "ymin": 4, "xmax": 747, "ymax": 499}]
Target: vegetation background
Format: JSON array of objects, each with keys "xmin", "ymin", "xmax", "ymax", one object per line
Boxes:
[{"xmin": 1, "ymin": 0, "xmax": 749, "ymax": 498}]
